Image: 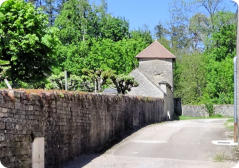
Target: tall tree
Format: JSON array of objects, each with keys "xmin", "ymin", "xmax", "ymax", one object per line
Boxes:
[
  {"xmin": 25, "ymin": 0, "xmax": 42, "ymax": 7},
  {"xmin": 0, "ymin": 0, "xmax": 59, "ymax": 86},
  {"xmin": 83, "ymin": 38, "xmax": 148, "ymax": 75},
  {"xmin": 189, "ymin": 13, "xmax": 209, "ymax": 50},
  {"xmin": 174, "ymin": 52, "xmax": 206, "ymax": 104},
  {"xmin": 194, "ymin": 0, "xmax": 223, "ymax": 31},
  {"xmin": 44, "ymin": 0, "xmax": 57, "ymax": 25},
  {"xmin": 205, "ymin": 24, "xmax": 236, "ymax": 103},
  {"xmin": 131, "ymin": 28, "xmax": 153, "ymax": 45},
  {"xmin": 99, "ymin": 15, "xmax": 130, "ymax": 41},
  {"xmin": 97, "ymin": 0, "xmax": 107, "ymax": 15},
  {"xmin": 55, "ymin": 0, "xmax": 100, "ymax": 44},
  {"xmin": 188, "ymin": 11, "xmax": 235, "ymax": 50},
  {"xmin": 167, "ymin": 0, "xmax": 191, "ymax": 49},
  {"xmin": 155, "ymin": 23, "xmax": 167, "ymax": 40},
  {"xmin": 25, "ymin": 0, "xmax": 64, "ymax": 24}
]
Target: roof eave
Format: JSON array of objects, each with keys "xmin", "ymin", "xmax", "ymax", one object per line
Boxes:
[{"xmin": 136, "ymin": 56, "xmax": 176, "ymax": 59}]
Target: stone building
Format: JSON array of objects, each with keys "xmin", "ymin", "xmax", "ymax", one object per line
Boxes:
[{"xmin": 128, "ymin": 40, "xmax": 176, "ymax": 119}]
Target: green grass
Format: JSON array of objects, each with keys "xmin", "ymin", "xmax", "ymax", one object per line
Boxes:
[
  {"xmin": 226, "ymin": 118, "xmax": 234, "ymax": 123},
  {"xmin": 213, "ymin": 152, "xmax": 228, "ymax": 162},
  {"xmin": 224, "ymin": 118, "xmax": 234, "ymax": 131},
  {"xmin": 179, "ymin": 114, "xmax": 231, "ymax": 120},
  {"xmin": 179, "ymin": 116, "xmax": 206, "ymax": 120}
]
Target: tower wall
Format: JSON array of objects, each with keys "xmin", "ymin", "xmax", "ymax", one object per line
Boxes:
[{"xmin": 138, "ymin": 58, "xmax": 173, "ymax": 89}]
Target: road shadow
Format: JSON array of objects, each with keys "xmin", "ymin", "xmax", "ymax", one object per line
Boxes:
[
  {"xmin": 63, "ymin": 127, "xmax": 145, "ymax": 168},
  {"xmin": 63, "ymin": 154, "xmax": 100, "ymax": 168}
]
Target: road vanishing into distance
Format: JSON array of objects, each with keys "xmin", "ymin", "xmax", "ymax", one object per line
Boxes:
[{"xmin": 65, "ymin": 119, "xmax": 237, "ymax": 168}]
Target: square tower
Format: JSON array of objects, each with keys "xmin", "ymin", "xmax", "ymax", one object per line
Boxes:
[
  {"xmin": 136, "ymin": 41, "xmax": 176, "ymax": 89},
  {"xmin": 129, "ymin": 41, "xmax": 176, "ymax": 119}
]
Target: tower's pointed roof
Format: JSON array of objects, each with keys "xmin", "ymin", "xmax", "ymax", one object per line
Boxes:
[{"xmin": 136, "ymin": 41, "xmax": 176, "ymax": 59}]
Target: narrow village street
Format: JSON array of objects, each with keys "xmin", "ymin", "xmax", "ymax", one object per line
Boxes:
[{"xmin": 65, "ymin": 119, "xmax": 237, "ymax": 168}]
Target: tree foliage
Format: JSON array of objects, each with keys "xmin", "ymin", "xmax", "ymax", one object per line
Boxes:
[
  {"xmin": 195, "ymin": 0, "xmax": 223, "ymax": 31},
  {"xmin": 83, "ymin": 38, "xmax": 147, "ymax": 75},
  {"xmin": 156, "ymin": 0, "xmax": 235, "ymax": 105},
  {"xmin": 53, "ymin": 0, "xmax": 146, "ymax": 85},
  {"xmin": 131, "ymin": 28, "xmax": 153, "ymax": 45},
  {"xmin": 2, "ymin": 0, "xmax": 236, "ymax": 105},
  {"xmin": 203, "ymin": 24, "xmax": 236, "ymax": 104},
  {"xmin": 177, "ymin": 14, "xmax": 235, "ymax": 104},
  {"xmin": 46, "ymin": 72, "xmax": 85, "ymax": 91},
  {"xmin": 82, "ymin": 68, "xmax": 112, "ymax": 92},
  {"xmin": 54, "ymin": 0, "xmax": 98, "ymax": 44},
  {"xmin": 110, "ymin": 74, "xmax": 138, "ymax": 94},
  {"xmin": 174, "ymin": 52, "xmax": 206, "ymax": 104},
  {"xmin": 99, "ymin": 15, "xmax": 130, "ymax": 41},
  {"xmin": 0, "ymin": 0, "xmax": 59, "ymax": 86}
]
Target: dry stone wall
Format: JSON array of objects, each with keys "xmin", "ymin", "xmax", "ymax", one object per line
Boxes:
[
  {"xmin": 182, "ymin": 105, "xmax": 209, "ymax": 117},
  {"xmin": 182, "ymin": 104, "xmax": 234, "ymax": 117},
  {"xmin": 0, "ymin": 90, "xmax": 165, "ymax": 168},
  {"xmin": 214, "ymin": 104, "xmax": 233, "ymax": 117}
]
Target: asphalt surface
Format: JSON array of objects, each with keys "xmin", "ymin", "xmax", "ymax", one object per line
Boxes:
[{"xmin": 64, "ymin": 119, "xmax": 237, "ymax": 168}]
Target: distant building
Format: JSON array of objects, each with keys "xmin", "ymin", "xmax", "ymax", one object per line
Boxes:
[{"xmin": 128, "ymin": 41, "xmax": 176, "ymax": 119}]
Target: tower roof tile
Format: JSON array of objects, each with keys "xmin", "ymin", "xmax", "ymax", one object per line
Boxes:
[{"xmin": 136, "ymin": 41, "xmax": 176, "ymax": 59}]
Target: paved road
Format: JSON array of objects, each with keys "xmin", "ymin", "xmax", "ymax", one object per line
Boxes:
[{"xmin": 64, "ymin": 119, "xmax": 236, "ymax": 168}]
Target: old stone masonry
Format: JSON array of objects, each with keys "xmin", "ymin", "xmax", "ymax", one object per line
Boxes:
[{"xmin": 0, "ymin": 90, "xmax": 169, "ymax": 168}]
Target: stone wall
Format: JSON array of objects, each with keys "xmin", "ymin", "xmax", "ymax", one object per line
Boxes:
[
  {"xmin": 138, "ymin": 59, "xmax": 173, "ymax": 88},
  {"xmin": 214, "ymin": 104, "xmax": 233, "ymax": 117},
  {"xmin": 182, "ymin": 104, "xmax": 234, "ymax": 117},
  {"xmin": 0, "ymin": 90, "xmax": 165, "ymax": 168},
  {"xmin": 182, "ymin": 105, "xmax": 209, "ymax": 117}
]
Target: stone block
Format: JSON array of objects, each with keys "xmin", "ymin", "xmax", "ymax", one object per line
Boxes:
[
  {"xmin": 0, "ymin": 112, "xmax": 8, "ymax": 118},
  {"xmin": 0, "ymin": 122, "xmax": 5, "ymax": 130},
  {"xmin": 6, "ymin": 123, "xmax": 15, "ymax": 130},
  {"xmin": 0, "ymin": 133, "xmax": 5, "ymax": 141},
  {"xmin": 26, "ymin": 105, "xmax": 34, "ymax": 111},
  {"xmin": 1, "ymin": 108, "xmax": 8, "ymax": 113}
]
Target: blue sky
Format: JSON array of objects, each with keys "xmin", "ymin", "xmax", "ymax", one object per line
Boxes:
[
  {"xmin": 103, "ymin": 0, "xmax": 170, "ymax": 32},
  {"xmin": 91, "ymin": 0, "xmax": 237, "ymax": 35}
]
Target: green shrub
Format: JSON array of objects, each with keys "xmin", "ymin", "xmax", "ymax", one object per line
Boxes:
[{"xmin": 205, "ymin": 103, "xmax": 214, "ymax": 116}]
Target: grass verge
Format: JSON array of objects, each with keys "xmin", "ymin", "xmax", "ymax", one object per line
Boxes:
[
  {"xmin": 179, "ymin": 114, "xmax": 230, "ymax": 120},
  {"xmin": 224, "ymin": 118, "xmax": 234, "ymax": 132},
  {"xmin": 213, "ymin": 152, "xmax": 229, "ymax": 162}
]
